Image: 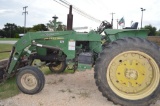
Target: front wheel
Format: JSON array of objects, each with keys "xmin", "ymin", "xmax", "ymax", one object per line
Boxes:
[
  {"xmin": 94, "ymin": 37, "xmax": 160, "ymax": 106},
  {"xmin": 49, "ymin": 61, "xmax": 66, "ymax": 73},
  {"xmin": 16, "ymin": 66, "xmax": 45, "ymax": 94}
]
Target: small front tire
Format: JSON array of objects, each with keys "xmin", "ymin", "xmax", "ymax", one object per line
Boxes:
[
  {"xmin": 49, "ymin": 61, "xmax": 66, "ymax": 73},
  {"xmin": 16, "ymin": 66, "xmax": 45, "ymax": 94}
]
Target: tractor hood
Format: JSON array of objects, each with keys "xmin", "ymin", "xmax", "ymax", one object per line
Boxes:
[{"xmin": 104, "ymin": 29, "xmax": 149, "ymax": 41}]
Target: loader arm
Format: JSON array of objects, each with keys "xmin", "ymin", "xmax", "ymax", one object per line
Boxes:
[{"xmin": 6, "ymin": 31, "xmax": 74, "ymax": 76}]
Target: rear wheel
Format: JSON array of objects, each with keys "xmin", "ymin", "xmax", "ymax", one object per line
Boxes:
[
  {"xmin": 49, "ymin": 61, "xmax": 66, "ymax": 73},
  {"xmin": 16, "ymin": 66, "xmax": 45, "ymax": 94},
  {"xmin": 94, "ymin": 37, "xmax": 160, "ymax": 106}
]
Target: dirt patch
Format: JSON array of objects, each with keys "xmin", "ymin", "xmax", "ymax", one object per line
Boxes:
[
  {"xmin": 0, "ymin": 70, "xmax": 159, "ymax": 106},
  {"xmin": 147, "ymin": 36, "xmax": 160, "ymax": 45}
]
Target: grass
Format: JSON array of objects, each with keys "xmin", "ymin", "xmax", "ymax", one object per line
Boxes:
[
  {"xmin": 77, "ymin": 91, "xmax": 90, "ymax": 99},
  {"xmin": 0, "ymin": 44, "xmax": 13, "ymax": 60},
  {"xmin": 0, "ymin": 77, "xmax": 19, "ymax": 99},
  {"xmin": 0, "ymin": 44, "xmax": 19, "ymax": 99},
  {"xmin": 0, "ymin": 38, "xmax": 18, "ymax": 41},
  {"xmin": 41, "ymin": 67, "xmax": 74, "ymax": 75}
]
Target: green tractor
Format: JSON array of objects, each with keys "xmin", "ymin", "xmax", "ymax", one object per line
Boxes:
[{"xmin": 0, "ymin": 20, "xmax": 160, "ymax": 106}]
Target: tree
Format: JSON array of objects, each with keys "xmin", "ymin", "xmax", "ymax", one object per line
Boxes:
[
  {"xmin": 32, "ymin": 24, "xmax": 48, "ymax": 31},
  {"xmin": 16, "ymin": 26, "xmax": 25, "ymax": 34},
  {"xmin": 56, "ymin": 22, "xmax": 67, "ymax": 31},
  {"xmin": 47, "ymin": 19, "xmax": 67, "ymax": 31},
  {"xmin": 3, "ymin": 23, "xmax": 18, "ymax": 38},
  {"xmin": 1, "ymin": 23, "xmax": 49, "ymax": 38},
  {"xmin": 0, "ymin": 29, "xmax": 5, "ymax": 37},
  {"xmin": 143, "ymin": 25, "xmax": 157, "ymax": 36}
]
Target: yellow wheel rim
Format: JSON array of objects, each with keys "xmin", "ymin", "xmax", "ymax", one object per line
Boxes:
[
  {"xmin": 107, "ymin": 51, "xmax": 160, "ymax": 100},
  {"xmin": 52, "ymin": 63, "xmax": 62, "ymax": 71},
  {"xmin": 21, "ymin": 73, "xmax": 37, "ymax": 90}
]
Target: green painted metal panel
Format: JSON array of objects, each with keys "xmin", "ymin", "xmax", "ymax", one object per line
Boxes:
[
  {"xmin": 104, "ymin": 29, "xmax": 149, "ymax": 41},
  {"xmin": 77, "ymin": 63, "xmax": 92, "ymax": 71},
  {"xmin": 89, "ymin": 41, "xmax": 102, "ymax": 53}
]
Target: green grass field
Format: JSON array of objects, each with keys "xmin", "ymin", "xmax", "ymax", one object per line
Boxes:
[
  {"xmin": 0, "ymin": 44, "xmax": 74, "ymax": 99},
  {"xmin": 0, "ymin": 44, "xmax": 13, "ymax": 60},
  {"xmin": 0, "ymin": 78, "xmax": 19, "ymax": 99},
  {"xmin": 0, "ymin": 44, "xmax": 19, "ymax": 99},
  {"xmin": 0, "ymin": 38, "xmax": 18, "ymax": 41}
]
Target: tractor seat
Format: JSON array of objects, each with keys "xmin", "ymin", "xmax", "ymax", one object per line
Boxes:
[{"xmin": 123, "ymin": 22, "xmax": 138, "ymax": 29}]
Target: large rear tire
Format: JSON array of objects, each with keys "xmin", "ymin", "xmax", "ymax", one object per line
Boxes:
[
  {"xmin": 94, "ymin": 37, "xmax": 160, "ymax": 106},
  {"xmin": 16, "ymin": 66, "xmax": 45, "ymax": 94}
]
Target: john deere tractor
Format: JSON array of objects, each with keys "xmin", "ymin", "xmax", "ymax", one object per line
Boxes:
[{"xmin": 0, "ymin": 19, "xmax": 160, "ymax": 106}]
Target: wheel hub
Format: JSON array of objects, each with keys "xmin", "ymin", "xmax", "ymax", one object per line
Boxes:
[
  {"xmin": 107, "ymin": 51, "xmax": 159, "ymax": 100},
  {"xmin": 116, "ymin": 59, "xmax": 146, "ymax": 88},
  {"xmin": 21, "ymin": 73, "xmax": 37, "ymax": 90},
  {"xmin": 125, "ymin": 69, "xmax": 138, "ymax": 80},
  {"xmin": 24, "ymin": 76, "xmax": 35, "ymax": 86}
]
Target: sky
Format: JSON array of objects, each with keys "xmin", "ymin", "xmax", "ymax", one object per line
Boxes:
[{"xmin": 0, "ymin": 0, "xmax": 160, "ymax": 31}]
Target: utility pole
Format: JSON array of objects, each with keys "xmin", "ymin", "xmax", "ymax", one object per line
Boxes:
[
  {"xmin": 10, "ymin": 26, "xmax": 11, "ymax": 38},
  {"xmin": 140, "ymin": 8, "xmax": 146, "ymax": 29},
  {"xmin": 110, "ymin": 12, "xmax": 115, "ymax": 28},
  {"xmin": 22, "ymin": 6, "xmax": 28, "ymax": 33}
]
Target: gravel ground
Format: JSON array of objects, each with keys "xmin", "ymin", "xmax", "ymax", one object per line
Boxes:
[{"xmin": 0, "ymin": 70, "xmax": 160, "ymax": 106}]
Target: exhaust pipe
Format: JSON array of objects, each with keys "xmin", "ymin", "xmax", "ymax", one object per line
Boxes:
[{"xmin": 67, "ymin": 5, "xmax": 73, "ymax": 30}]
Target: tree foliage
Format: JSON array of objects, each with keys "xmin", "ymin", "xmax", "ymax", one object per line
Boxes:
[
  {"xmin": 32, "ymin": 24, "xmax": 48, "ymax": 31},
  {"xmin": 47, "ymin": 20, "xmax": 66, "ymax": 31},
  {"xmin": 0, "ymin": 23, "xmax": 48, "ymax": 38},
  {"xmin": 0, "ymin": 30, "xmax": 5, "ymax": 37},
  {"xmin": 0, "ymin": 17, "xmax": 67, "ymax": 38},
  {"xmin": 3, "ymin": 23, "xmax": 18, "ymax": 38},
  {"xmin": 143, "ymin": 25, "xmax": 157, "ymax": 36}
]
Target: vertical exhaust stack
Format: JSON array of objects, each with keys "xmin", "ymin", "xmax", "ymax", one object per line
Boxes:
[{"xmin": 67, "ymin": 5, "xmax": 73, "ymax": 30}]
